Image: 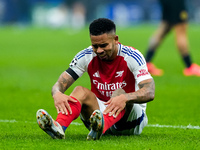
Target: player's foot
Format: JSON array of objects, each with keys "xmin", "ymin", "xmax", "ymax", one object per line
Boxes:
[
  {"xmin": 87, "ymin": 110, "xmax": 104, "ymax": 140},
  {"xmin": 183, "ymin": 63, "xmax": 200, "ymax": 76},
  {"xmin": 147, "ymin": 62, "xmax": 164, "ymax": 76},
  {"xmin": 36, "ymin": 109, "xmax": 65, "ymax": 139}
]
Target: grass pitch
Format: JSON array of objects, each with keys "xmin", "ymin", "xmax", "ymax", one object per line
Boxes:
[{"xmin": 0, "ymin": 24, "xmax": 200, "ymax": 150}]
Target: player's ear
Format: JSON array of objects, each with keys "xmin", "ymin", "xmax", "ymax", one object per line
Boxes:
[{"xmin": 114, "ymin": 35, "xmax": 119, "ymax": 42}]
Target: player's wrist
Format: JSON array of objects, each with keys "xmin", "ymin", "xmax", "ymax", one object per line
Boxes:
[
  {"xmin": 52, "ymin": 90, "xmax": 62, "ymax": 98},
  {"xmin": 120, "ymin": 94, "xmax": 129, "ymax": 103},
  {"xmin": 123, "ymin": 93, "xmax": 136, "ymax": 104}
]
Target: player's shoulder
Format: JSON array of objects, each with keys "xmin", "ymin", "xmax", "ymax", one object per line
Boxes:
[
  {"xmin": 119, "ymin": 43, "xmax": 145, "ymax": 66},
  {"xmin": 75, "ymin": 46, "xmax": 95, "ymax": 60},
  {"xmin": 70, "ymin": 46, "xmax": 96, "ymax": 67},
  {"xmin": 120, "ymin": 44, "xmax": 137, "ymax": 53}
]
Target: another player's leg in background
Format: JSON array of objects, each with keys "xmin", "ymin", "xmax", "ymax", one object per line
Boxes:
[
  {"xmin": 174, "ymin": 22, "xmax": 200, "ymax": 76},
  {"xmin": 145, "ymin": 21, "xmax": 171, "ymax": 76}
]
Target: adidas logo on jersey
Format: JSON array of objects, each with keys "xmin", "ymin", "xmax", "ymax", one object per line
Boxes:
[{"xmin": 93, "ymin": 71, "xmax": 100, "ymax": 78}]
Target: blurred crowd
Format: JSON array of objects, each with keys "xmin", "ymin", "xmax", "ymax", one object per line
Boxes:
[{"xmin": 0, "ymin": 0, "xmax": 200, "ymax": 28}]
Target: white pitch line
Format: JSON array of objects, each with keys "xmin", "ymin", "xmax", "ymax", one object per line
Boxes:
[
  {"xmin": 0, "ymin": 119, "xmax": 199, "ymax": 129},
  {"xmin": 147, "ymin": 124, "xmax": 200, "ymax": 129},
  {"xmin": 0, "ymin": 119, "xmax": 17, "ymax": 123},
  {"xmin": 0, "ymin": 119, "xmax": 82, "ymax": 125}
]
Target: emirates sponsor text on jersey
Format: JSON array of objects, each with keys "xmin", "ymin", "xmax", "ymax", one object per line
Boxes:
[
  {"xmin": 93, "ymin": 80, "xmax": 127, "ymax": 90},
  {"xmin": 92, "ymin": 80, "xmax": 127, "ymax": 97}
]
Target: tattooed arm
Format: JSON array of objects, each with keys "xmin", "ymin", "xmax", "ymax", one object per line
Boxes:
[
  {"xmin": 52, "ymin": 71, "xmax": 75, "ymax": 96},
  {"xmin": 52, "ymin": 71, "xmax": 77, "ymax": 115},
  {"xmin": 124, "ymin": 78, "xmax": 155, "ymax": 104}
]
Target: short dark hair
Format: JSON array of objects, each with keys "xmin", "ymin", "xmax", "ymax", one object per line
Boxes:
[{"xmin": 89, "ymin": 18, "xmax": 116, "ymax": 36}]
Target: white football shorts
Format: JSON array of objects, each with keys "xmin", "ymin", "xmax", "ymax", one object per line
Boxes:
[{"xmin": 80, "ymin": 97, "xmax": 148, "ymax": 135}]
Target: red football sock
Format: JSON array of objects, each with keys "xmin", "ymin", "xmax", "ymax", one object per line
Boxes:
[
  {"xmin": 56, "ymin": 96, "xmax": 81, "ymax": 128},
  {"xmin": 103, "ymin": 109, "xmax": 125, "ymax": 134}
]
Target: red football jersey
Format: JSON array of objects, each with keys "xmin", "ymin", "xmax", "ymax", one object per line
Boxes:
[{"xmin": 67, "ymin": 43, "xmax": 152, "ymax": 103}]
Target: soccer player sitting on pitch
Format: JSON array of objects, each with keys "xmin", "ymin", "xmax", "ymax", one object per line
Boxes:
[{"xmin": 36, "ymin": 18, "xmax": 155, "ymax": 140}]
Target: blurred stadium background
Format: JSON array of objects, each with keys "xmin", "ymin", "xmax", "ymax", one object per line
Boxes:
[
  {"xmin": 0, "ymin": 0, "xmax": 200, "ymax": 28},
  {"xmin": 0, "ymin": 1, "xmax": 200, "ymax": 148}
]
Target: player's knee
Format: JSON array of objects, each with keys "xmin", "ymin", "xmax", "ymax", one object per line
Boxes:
[
  {"xmin": 72, "ymin": 86, "xmax": 90, "ymax": 102},
  {"xmin": 73, "ymin": 86, "xmax": 85, "ymax": 91},
  {"xmin": 73, "ymin": 86, "xmax": 87, "ymax": 96}
]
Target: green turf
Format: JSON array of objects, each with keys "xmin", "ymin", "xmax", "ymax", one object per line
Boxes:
[{"xmin": 0, "ymin": 24, "xmax": 200, "ymax": 150}]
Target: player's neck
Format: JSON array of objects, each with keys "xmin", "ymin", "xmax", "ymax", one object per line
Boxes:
[{"xmin": 109, "ymin": 44, "xmax": 119, "ymax": 61}]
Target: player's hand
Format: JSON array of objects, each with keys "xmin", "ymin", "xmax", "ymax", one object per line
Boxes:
[
  {"xmin": 103, "ymin": 94, "xmax": 127, "ymax": 118},
  {"xmin": 53, "ymin": 91, "xmax": 77, "ymax": 115}
]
